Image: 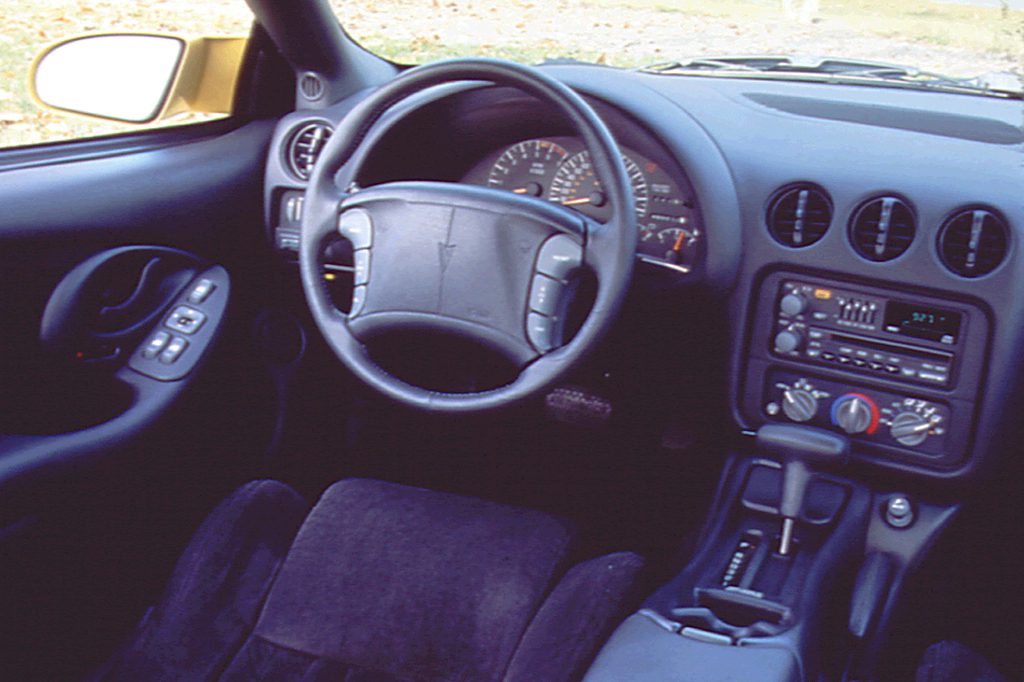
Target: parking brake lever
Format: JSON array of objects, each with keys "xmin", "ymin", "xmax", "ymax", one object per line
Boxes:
[{"xmin": 756, "ymin": 424, "xmax": 850, "ymax": 555}]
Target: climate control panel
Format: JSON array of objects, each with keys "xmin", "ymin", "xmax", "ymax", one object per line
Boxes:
[{"xmin": 764, "ymin": 370, "xmax": 950, "ymax": 456}]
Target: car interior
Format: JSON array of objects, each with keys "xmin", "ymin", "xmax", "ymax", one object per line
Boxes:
[{"xmin": 1, "ymin": 0, "xmax": 1022, "ymax": 681}]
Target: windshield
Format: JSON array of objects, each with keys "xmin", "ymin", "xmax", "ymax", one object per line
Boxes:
[{"xmin": 335, "ymin": 0, "xmax": 1024, "ymax": 93}]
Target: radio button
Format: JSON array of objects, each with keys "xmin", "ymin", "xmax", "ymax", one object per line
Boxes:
[
  {"xmin": 822, "ymin": 352, "xmax": 836, "ymax": 362},
  {"xmin": 779, "ymin": 293, "xmax": 808, "ymax": 317},
  {"xmin": 773, "ymin": 330, "xmax": 804, "ymax": 354},
  {"xmin": 868, "ymin": 361, "xmax": 884, "ymax": 371},
  {"xmin": 838, "ymin": 355, "xmax": 852, "ymax": 364}
]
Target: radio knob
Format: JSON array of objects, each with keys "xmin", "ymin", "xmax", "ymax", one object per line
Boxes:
[
  {"xmin": 773, "ymin": 329, "xmax": 804, "ymax": 354},
  {"xmin": 782, "ymin": 388, "xmax": 818, "ymax": 423},
  {"xmin": 832, "ymin": 394, "xmax": 878, "ymax": 435},
  {"xmin": 779, "ymin": 293, "xmax": 809, "ymax": 317},
  {"xmin": 890, "ymin": 411, "xmax": 931, "ymax": 447}
]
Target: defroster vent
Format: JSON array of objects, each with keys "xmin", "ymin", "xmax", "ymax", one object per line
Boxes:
[{"xmin": 767, "ymin": 184, "xmax": 832, "ymax": 248}]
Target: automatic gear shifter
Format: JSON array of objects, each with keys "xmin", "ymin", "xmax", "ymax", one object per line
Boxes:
[{"xmin": 756, "ymin": 424, "xmax": 850, "ymax": 556}]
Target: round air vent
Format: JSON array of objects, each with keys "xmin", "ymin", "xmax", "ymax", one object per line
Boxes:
[
  {"xmin": 299, "ymin": 73, "xmax": 325, "ymax": 101},
  {"xmin": 849, "ymin": 196, "xmax": 916, "ymax": 262},
  {"xmin": 766, "ymin": 184, "xmax": 832, "ymax": 248},
  {"xmin": 286, "ymin": 122, "xmax": 333, "ymax": 181},
  {"xmin": 938, "ymin": 208, "xmax": 1010, "ymax": 278}
]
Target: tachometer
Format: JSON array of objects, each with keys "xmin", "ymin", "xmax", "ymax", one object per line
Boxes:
[
  {"xmin": 547, "ymin": 151, "xmax": 649, "ymax": 220},
  {"xmin": 487, "ymin": 139, "xmax": 569, "ymax": 197}
]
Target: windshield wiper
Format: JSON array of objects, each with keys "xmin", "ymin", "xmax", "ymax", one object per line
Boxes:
[{"xmin": 640, "ymin": 56, "xmax": 1023, "ymax": 98}]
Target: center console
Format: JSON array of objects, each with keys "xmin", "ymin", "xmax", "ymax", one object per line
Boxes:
[{"xmin": 585, "ymin": 271, "xmax": 978, "ymax": 681}]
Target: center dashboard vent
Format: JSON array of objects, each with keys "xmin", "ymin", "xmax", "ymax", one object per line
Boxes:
[
  {"xmin": 766, "ymin": 184, "xmax": 832, "ymax": 248},
  {"xmin": 849, "ymin": 196, "xmax": 915, "ymax": 262},
  {"xmin": 286, "ymin": 122, "xmax": 333, "ymax": 181},
  {"xmin": 938, "ymin": 208, "xmax": 1010, "ymax": 278}
]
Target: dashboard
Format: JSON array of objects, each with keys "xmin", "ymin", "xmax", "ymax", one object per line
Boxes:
[{"xmin": 262, "ymin": 64, "xmax": 1024, "ymax": 485}]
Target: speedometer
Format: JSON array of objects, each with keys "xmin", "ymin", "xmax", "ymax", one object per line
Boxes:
[
  {"xmin": 547, "ymin": 151, "xmax": 649, "ymax": 221},
  {"xmin": 487, "ymin": 139, "xmax": 569, "ymax": 197}
]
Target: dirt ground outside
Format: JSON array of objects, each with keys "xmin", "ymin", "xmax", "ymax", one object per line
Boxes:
[{"xmin": 2, "ymin": 0, "xmax": 1023, "ymax": 149}]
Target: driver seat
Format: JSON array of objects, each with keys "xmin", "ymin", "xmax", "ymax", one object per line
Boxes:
[{"xmin": 88, "ymin": 478, "xmax": 644, "ymax": 681}]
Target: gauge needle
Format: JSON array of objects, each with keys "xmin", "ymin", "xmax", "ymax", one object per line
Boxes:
[
  {"xmin": 559, "ymin": 197, "xmax": 592, "ymax": 206},
  {"xmin": 512, "ymin": 188, "xmax": 528, "ymax": 194},
  {"xmin": 673, "ymin": 231, "xmax": 687, "ymax": 252}
]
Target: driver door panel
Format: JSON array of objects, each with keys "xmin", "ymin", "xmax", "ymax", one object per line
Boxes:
[{"xmin": 0, "ymin": 121, "xmax": 276, "ymax": 680}]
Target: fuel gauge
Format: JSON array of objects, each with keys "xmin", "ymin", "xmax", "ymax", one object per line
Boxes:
[{"xmin": 642, "ymin": 224, "xmax": 700, "ymax": 270}]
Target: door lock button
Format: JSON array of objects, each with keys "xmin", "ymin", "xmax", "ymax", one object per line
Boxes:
[{"xmin": 187, "ymin": 278, "xmax": 216, "ymax": 304}]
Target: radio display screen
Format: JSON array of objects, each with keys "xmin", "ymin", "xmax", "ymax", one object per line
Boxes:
[{"xmin": 883, "ymin": 301, "xmax": 962, "ymax": 344}]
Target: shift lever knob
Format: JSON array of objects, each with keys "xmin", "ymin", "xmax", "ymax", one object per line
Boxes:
[{"xmin": 756, "ymin": 424, "xmax": 849, "ymax": 555}]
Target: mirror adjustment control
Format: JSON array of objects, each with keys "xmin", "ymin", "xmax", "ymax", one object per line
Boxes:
[{"xmin": 165, "ymin": 306, "xmax": 207, "ymax": 335}]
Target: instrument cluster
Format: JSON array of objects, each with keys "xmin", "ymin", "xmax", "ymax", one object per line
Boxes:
[{"xmin": 462, "ymin": 136, "xmax": 702, "ymax": 272}]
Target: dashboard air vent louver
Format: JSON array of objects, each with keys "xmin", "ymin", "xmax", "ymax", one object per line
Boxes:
[
  {"xmin": 849, "ymin": 196, "xmax": 916, "ymax": 262},
  {"xmin": 286, "ymin": 122, "xmax": 333, "ymax": 181},
  {"xmin": 938, "ymin": 208, "xmax": 1010, "ymax": 278},
  {"xmin": 767, "ymin": 185, "xmax": 832, "ymax": 248}
]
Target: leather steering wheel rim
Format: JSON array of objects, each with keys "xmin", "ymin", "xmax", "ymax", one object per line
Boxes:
[{"xmin": 300, "ymin": 57, "xmax": 636, "ymax": 412}]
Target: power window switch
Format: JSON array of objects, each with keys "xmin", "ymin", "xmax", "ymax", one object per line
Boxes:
[
  {"xmin": 142, "ymin": 331, "xmax": 171, "ymax": 359},
  {"xmin": 159, "ymin": 336, "xmax": 188, "ymax": 364},
  {"xmin": 187, "ymin": 278, "xmax": 216, "ymax": 304},
  {"xmin": 166, "ymin": 306, "xmax": 207, "ymax": 335}
]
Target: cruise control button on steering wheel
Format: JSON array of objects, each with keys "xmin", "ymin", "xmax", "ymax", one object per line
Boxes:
[{"xmin": 536, "ymin": 234, "xmax": 583, "ymax": 280}]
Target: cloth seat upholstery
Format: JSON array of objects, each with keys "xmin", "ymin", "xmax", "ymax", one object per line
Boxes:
[{"xmin": 91, "ymin": 478, "xmax": 644, "ymax": 682}]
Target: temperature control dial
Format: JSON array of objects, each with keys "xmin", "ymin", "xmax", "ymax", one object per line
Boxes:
[{"xmin": 831, "ymin": 393, "xmax": 879, "ymax": 435}]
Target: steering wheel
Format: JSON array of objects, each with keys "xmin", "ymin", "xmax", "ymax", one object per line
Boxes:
[{"xmin": 300, "ymin": 58, "xmax": 636, "ymax": 412}]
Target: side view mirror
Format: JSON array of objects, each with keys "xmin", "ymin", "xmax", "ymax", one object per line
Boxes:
[{"xmin": 29, "ymin": 32, "xmax": 247, "ymax": 124}]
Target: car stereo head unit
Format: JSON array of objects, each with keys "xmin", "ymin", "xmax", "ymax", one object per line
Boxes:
[{"xmin": 770, "ymin": 280, "xmax": 966, "ymax": 388}]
